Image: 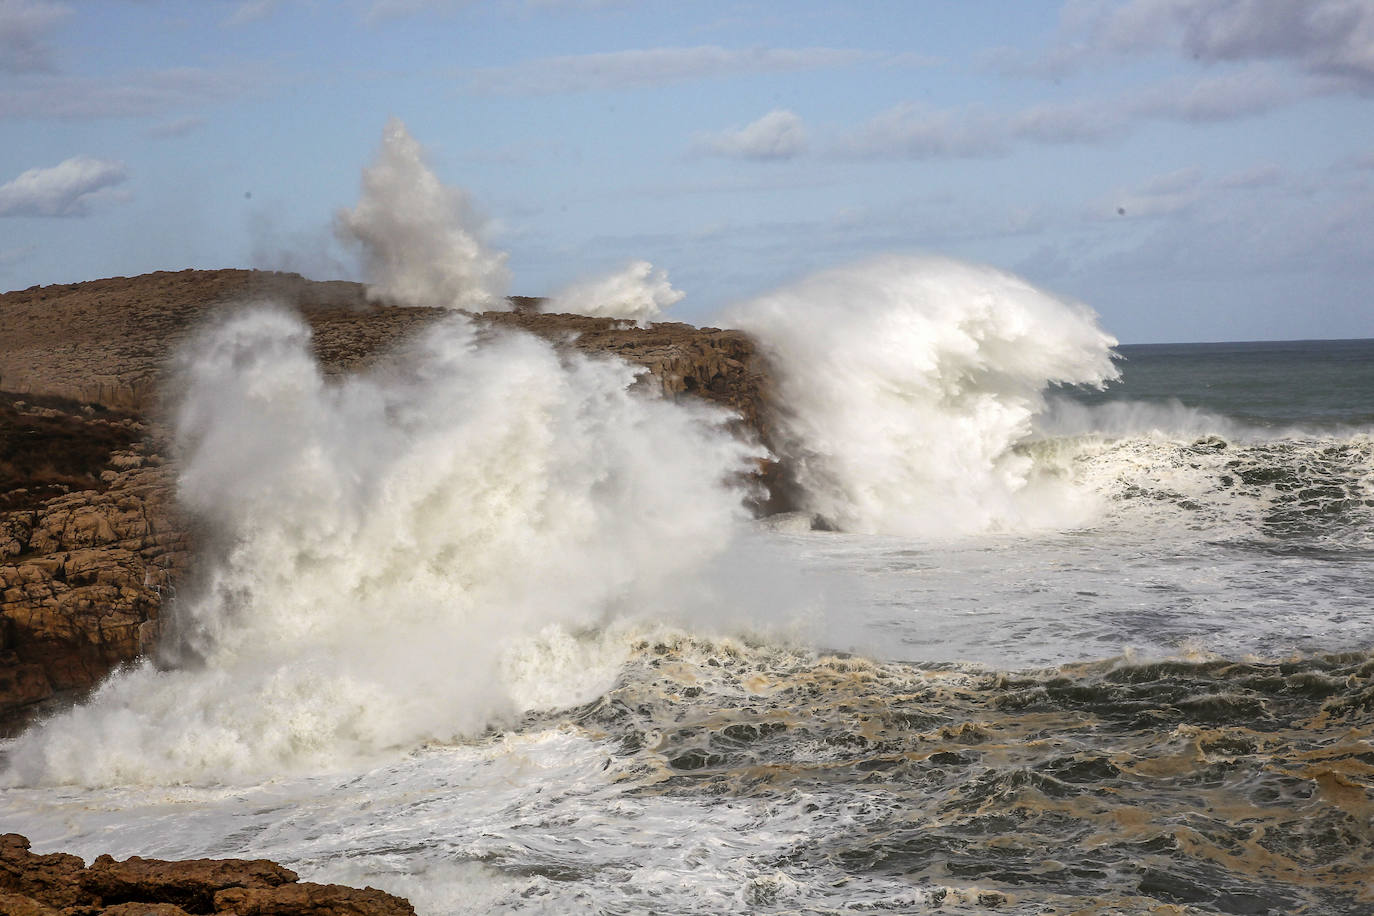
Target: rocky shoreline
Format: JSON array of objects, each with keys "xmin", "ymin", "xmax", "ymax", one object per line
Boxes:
[
  {"xmin": 0, "ymin": 268, "xmax": 780, "ymax": 729},
  {"xmin": 1, "ymin": 833, "xmax": 414, "ymax": 915}
]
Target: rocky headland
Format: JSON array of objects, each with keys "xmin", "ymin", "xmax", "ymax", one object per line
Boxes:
[{"xmin": 0, "ymin": 269, "xmax": 779, "ymax": 729}]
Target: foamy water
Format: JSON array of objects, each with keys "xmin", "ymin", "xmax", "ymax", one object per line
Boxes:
[{"xmin": 4, "ymin": 256, "xmax": 1372, "ymax": 914}]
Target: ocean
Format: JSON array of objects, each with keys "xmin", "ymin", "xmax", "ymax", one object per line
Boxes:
[{"xmin": 2, "ymin": 257, "xmax": 1372, "ymax": 914}]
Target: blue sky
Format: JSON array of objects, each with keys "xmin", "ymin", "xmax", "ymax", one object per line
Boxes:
[{"xmin": 1, "ymin": 0, "xmax": 1371, "ymax": 342}]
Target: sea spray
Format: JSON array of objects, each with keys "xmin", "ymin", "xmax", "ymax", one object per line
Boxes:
[
  {"xmin": 6, "ymin": 306, "xmax": 762, "ymax": 786},
  {"xmin": 547, "ymin": 261, "xmax": 685, "ymax": 324},
  {"xmin": 335, "ymin": 118, "xmax": 510, "ymax": 310},
  {"xmin": 728, "ymin": 254, "xmax": 1119, "ymax": 536}
]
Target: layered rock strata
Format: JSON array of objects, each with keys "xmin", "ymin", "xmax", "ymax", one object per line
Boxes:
[
  {"xmin": 0, "ymin": 833, "xmax": 414, "ymax": 916},
  {"xmin": 0, "ymin": 269, "xmax": 777, "ymax": 727}
]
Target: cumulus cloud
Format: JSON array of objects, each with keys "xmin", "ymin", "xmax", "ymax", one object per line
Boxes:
[
  {"xmin": 0, "ymin": 156, "xmax": 128, "ymax": 217},
  {"xmin": 0, "ymin": 0, "xmax": 69, "ymax": 74},
  {"xmin": 695, "ymin": 109, "xmax": 807, "ymax": 160},
  {"xmin": 467, "ymin": 45, "xmax": 877, "ymax": 94}
]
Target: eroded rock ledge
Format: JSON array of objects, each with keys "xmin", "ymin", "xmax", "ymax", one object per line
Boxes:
[
  {"xmin": 0, "ymin": 833, "xmax": 414, "ymax": 916},
  {"xmin": 0, "ymin": 269, "xmax": 780, "ymax": 727}
]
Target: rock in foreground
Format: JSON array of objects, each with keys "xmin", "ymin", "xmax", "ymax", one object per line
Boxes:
[{"xmin": 0, "ymin": 834, "xmax": 414, "ymax": 916}]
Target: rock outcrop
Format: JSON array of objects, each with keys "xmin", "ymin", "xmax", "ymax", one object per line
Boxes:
[
  {"xmin": 0, "ymin": 834, "xmax": 414, "ymax": 916},
  {"xmin": 0, "ymin": 269, "xmax": 779, "ymax": 728},
  {"xmin": 0, "ymin": 395, "xmax": 188, "ymax": 725}
]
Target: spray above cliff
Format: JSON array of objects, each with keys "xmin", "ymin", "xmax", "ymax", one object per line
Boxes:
[
  {"xmin": 547, "ymin": 260, "xmax": 685, "ymax": 324},
  {"xmin": 334, "ymin": 119, "xmax": 683, "ymax": 320},
  {"xmin": 335, "ymin": 118, "xmax": 511, "ymax": 310}
]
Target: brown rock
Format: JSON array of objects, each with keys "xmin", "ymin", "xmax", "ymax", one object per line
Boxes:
[
  {"xmin": 0, "ymin": 889, "xmax": 61, "ymax": 916},
  {"xmin": 82, "ymin": 854, "xmax": 295, "ymax": 912},
  {"xmin": 0, "ymin": 834, "xmax": 89, "ymax": 909},
  {"xmin": 0, "ymin": 836, "xmax": 413, "ymax": 916},
  {"xmin": 213, "ymin": 884, "xmax": 414, "ymax": 916},
  {"xmin": 100, "ymin": 904, "xmax": 193, "ymax": 916}
]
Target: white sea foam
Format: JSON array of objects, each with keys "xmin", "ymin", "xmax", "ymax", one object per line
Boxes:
[
  {"xmin": 1034, "ymin": 395, "xmax": 1240, "ymax": 441},
  {"xmin": 728, "ymin": 254, "xmax": 1119, "ymax": 536},
  {"xmin": 6, "ymin": 306, "xmax": 761, "ymax": 786},
  {"xmin": 335, "ymin": 118, "xmax": 510, "ymax": 310},
  {"xmin": 547, "ymin": 260, "xmax": 684, "ymax": 324}
]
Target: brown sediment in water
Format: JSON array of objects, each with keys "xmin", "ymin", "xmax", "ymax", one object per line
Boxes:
[{"xmin": 546, "ymin": 636, "xmax": 1374, "ymax": 913}]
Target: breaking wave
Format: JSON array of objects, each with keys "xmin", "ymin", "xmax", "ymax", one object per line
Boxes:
[
  {"xmin": 729, "ymin": 254, "xmax": 1120, "ymax": 536},
  {"xmin": 6, "ymin": 306, "xmax": 762, "ymax": 785}
]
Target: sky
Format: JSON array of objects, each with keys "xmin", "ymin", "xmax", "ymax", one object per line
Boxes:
[{"xmin": 0, "ymin": 0, "xmax": 1371, "ymax": 343}]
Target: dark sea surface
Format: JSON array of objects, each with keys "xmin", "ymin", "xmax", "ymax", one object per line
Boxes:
[{"xmin": 1079, "ymin": 338, "xmax": 1374, "ymax": 429}]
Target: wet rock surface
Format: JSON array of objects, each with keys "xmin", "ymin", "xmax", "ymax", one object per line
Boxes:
[
  {"xmin": 0, "ymin": 269, "xmax": 778, "ymax": 727},
  {"xmin": 0, "ymin": 834, "xmax": 414, "ymax": 915}
]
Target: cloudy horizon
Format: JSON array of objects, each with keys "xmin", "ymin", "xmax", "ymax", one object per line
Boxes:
[{"xmin": 1, "ymin": 0, "xmax": 1371, "ymax": 343}]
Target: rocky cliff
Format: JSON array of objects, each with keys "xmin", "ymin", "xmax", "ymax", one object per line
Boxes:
[{"xmin": 0, "ymin": 269, "xmax": 778, "ymax": 728}]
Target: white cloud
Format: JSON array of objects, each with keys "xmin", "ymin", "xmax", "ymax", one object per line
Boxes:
[
  {"xmin": 0, "ymin": 0, "xmax": 69, "ymax": 73},
  {"xmin": 1217, "ymin": 162, "xmax": 1283, "ymax": 189},
  {"xmin": 998, "ymin": 0, "xmax": 1374, "ymax": 89},
  {"xmin": 224, "ymin": 0, "xmax": 286, "ymax": 26},
  {"xmin": 1009, "ymin": 99, "xmax": 1125, "ymax": 142},
  {"xmin": 1091, "ymin": 166, "xmax": 1206, "ymax": 220},
  {"xmin": 0, "ymin": 65, "xmax": 264, "ymax": 120},
  {"xmin": 1129, "ymin": 64, "xmax": 1299, "ymax": 121},
  {"xmin": 0, "ymin": 156, "xmax": 128, "ymax": 217},
  {"xmin": 147, "ymin": 115, "xmax": 207, "ymax": 138},
  {"xmin": 467, "ymin": 45, "xmax": 877, "ymax": 94},
  {"xmin": 696, "ymin": 109, "xmax": 807, "ymax": 160},
  {"xmin": 839, "ymin": 61, "xmax": 1308, "ymax": 162},
  {"xmin": 842, "ymin": 102, "xmax": 1007, "ymax": 159}
]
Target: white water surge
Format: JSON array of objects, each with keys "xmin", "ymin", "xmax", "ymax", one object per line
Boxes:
[
  {"xmin": 729, "ymin": 255, "xmax": 1119, "ymax": 536},
  {"xmin": 547, "ymin": 260, "xmax": 684, "ymax": 324},
  {"xmin": 6, "ymin": 307, "xmax": 762, "ymax": 786}
]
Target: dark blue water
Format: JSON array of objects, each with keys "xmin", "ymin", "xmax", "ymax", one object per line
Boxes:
[{"xmin": 1073, "ymin": 339, "xmax": 1374, "ymax": 429}]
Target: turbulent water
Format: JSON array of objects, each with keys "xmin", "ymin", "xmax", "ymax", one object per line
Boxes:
[{"xmin": 3, "ymin": 258, "xmax": 1372, "ymax": 915}]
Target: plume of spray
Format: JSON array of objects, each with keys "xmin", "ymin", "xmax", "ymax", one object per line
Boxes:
[
  {"xmin": 727, "ymin": 254, "xmax": 1119, "ymax": 536},
  {"xmin": 5, "ymin": 306, "xmax": 762, "ymax": 786},
  {"xmin": 547, "ymin": 260, "xmax": 685, "ymax": 324},
  {"xmin": 335, "ymin": 118, "xmax": 510, "ymax": 310}
]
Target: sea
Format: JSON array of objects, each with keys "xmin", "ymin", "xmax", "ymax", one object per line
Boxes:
[{"xmin": 2, "ymin": 256, "xmax": 1372, "ymax": 915}]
